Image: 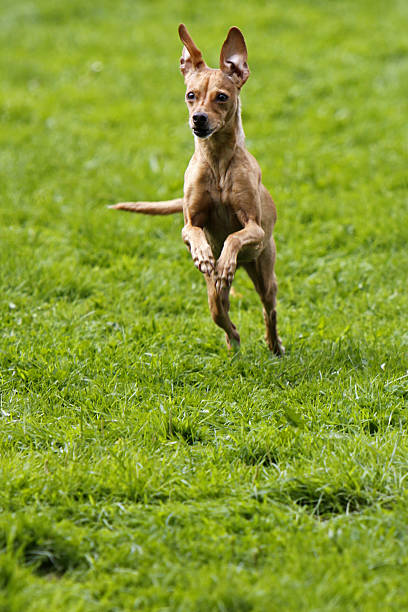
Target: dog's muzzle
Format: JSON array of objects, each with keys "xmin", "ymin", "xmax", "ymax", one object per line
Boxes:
[{"xmin": 192, "ymin": 112, "xmax": 213, "ymax": 138}]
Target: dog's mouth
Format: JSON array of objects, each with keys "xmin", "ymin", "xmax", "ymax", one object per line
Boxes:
[{"xmin": 192, "ymin": 127, "xmax": 213, "ymax": 139}]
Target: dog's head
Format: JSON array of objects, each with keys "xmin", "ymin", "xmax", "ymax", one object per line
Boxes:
[{"xmin": 178, "ymin": 24, "xmax": 250, "ymax": 140}]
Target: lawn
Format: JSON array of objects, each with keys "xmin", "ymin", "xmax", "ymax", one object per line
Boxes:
[{"xmin": 1, "ymin": 0, "xmax": 408, "ymax": 610}]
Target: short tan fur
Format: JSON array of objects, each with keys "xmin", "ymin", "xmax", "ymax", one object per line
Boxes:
[{"xmin": 111, "ymin": 24, "xmax": 284, "ymax": 355}]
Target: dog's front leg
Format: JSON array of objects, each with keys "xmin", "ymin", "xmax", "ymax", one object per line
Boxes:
[
  {"xmin": 182, "ymin": 223, "xmax": 215, "ymax": 275},
  {"xmin": 215, "ymin": 219, "xmax": 264, "ymax": 293}
]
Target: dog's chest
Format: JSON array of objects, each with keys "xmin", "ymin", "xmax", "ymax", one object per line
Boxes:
[
  {"xmin": 185, "ymin": 159, "xmax": 247, "ymax": 257},
  {"xmin": 204, "ymin": 183, "xmax": 242, "ymax": 257}
]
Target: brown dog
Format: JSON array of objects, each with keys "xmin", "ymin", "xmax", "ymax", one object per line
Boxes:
[{"xmin": 111, "ymin": 24, "xmax": 284, "ymax": 355}]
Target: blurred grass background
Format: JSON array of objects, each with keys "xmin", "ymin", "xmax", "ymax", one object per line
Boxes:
[{"xmin": 1, "ymin": 0, "xmax": 408, "ymax": 610}]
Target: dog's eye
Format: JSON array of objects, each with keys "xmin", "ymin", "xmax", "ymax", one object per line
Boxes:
[
  {"xmin": 186, "ymin": 91, "xmax": 195, "ymax": 100},
  {"xmin": 216, "ymin": 92, "xmax": 229, "ymax": 102}
]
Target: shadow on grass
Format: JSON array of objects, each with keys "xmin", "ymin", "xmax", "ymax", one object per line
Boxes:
[
  {"xmin": 284, "ymin": 479, "xmax": 372, "ymax": 517},
  {"xmin": 1, "ymin": 515, "xmax": 87, "ymax": 577},
  {"xmin": 166, "ymin": 416, "xmax": 208, "ymax": 445}
]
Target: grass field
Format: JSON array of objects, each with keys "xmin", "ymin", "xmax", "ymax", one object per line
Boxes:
[{"xmin": 1, "ymin": 0, "xmax": 408, "ymax": 610}]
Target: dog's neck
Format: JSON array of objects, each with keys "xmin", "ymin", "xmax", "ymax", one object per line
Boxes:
[{"xmin": 194, "ymin": 98, "xmax": 245, "ymax": 177}]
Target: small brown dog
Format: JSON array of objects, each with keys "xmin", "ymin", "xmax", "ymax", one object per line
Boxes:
[{"xmin": 111, "ymin": 24, "xmax": 284, "ymax": 355}]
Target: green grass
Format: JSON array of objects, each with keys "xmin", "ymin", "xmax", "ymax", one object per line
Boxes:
[{"xmin": 1, "ymin": 0, "xmax": 408, "ymax": 609}]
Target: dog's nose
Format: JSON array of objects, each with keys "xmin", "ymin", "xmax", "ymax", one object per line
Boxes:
[{"xmin": 192, "ymin": 113, "xmax": 208, "ymax": 126}]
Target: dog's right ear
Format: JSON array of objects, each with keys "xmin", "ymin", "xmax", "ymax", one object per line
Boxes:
[{"xmin": 178, "ymin": 24, "xmax": 207, "ymax": 79}]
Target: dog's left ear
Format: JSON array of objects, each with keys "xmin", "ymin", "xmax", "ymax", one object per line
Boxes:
[{"xmin": 220, "ymin": 27, "xmax": 250, "ymax": 88}]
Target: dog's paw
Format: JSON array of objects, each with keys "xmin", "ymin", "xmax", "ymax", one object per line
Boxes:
[
  {"xmin": 191, "ymin": 245, "xmax": 215, "ymax": 275},
  {"xmin": 215, "ymin": 257, "xmax": 236, "ymax": 293},
  {"xmin": 269, "ymin": 338, "xmax": 285, "ymax": 357}
]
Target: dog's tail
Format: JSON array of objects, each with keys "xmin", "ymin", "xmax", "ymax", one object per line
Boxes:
[{"xmin": 109, "ymin": 198, "xmax": 183, "ymax": 215}]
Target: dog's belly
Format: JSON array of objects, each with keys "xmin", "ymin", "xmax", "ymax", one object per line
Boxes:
[
  {"xmin": 237, "ymin": 244, "xmax": 263, "ymax": 263},
  {"xmin": 204, "ymin": 200, "xmax": 261, "ymax": 262},
  {"xmin": 204, "ymin": 200, "xmax": 238, "ymax": 258}
]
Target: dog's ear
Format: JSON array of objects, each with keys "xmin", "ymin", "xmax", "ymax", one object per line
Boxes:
[
  {"xmin": 220, "ymin": 27, "xmax": 250, "ymax": 88},
  {"xmin": 178, "ymin": 24, "xmax": 207, "ymax": 79}
]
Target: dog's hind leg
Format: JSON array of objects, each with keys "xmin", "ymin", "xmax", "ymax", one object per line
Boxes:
[
  {"xmin": 243, "ymin": 237, "xmax": 284, "ymax": 356},
  {"xmin": 205, "ymin": 275, "xmax": 240, "ymax": 351}
]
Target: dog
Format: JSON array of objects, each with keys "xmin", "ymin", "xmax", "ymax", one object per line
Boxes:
[{"xmin": 111, "ymin": 24, "xmax": 284, "ymax": 355}]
